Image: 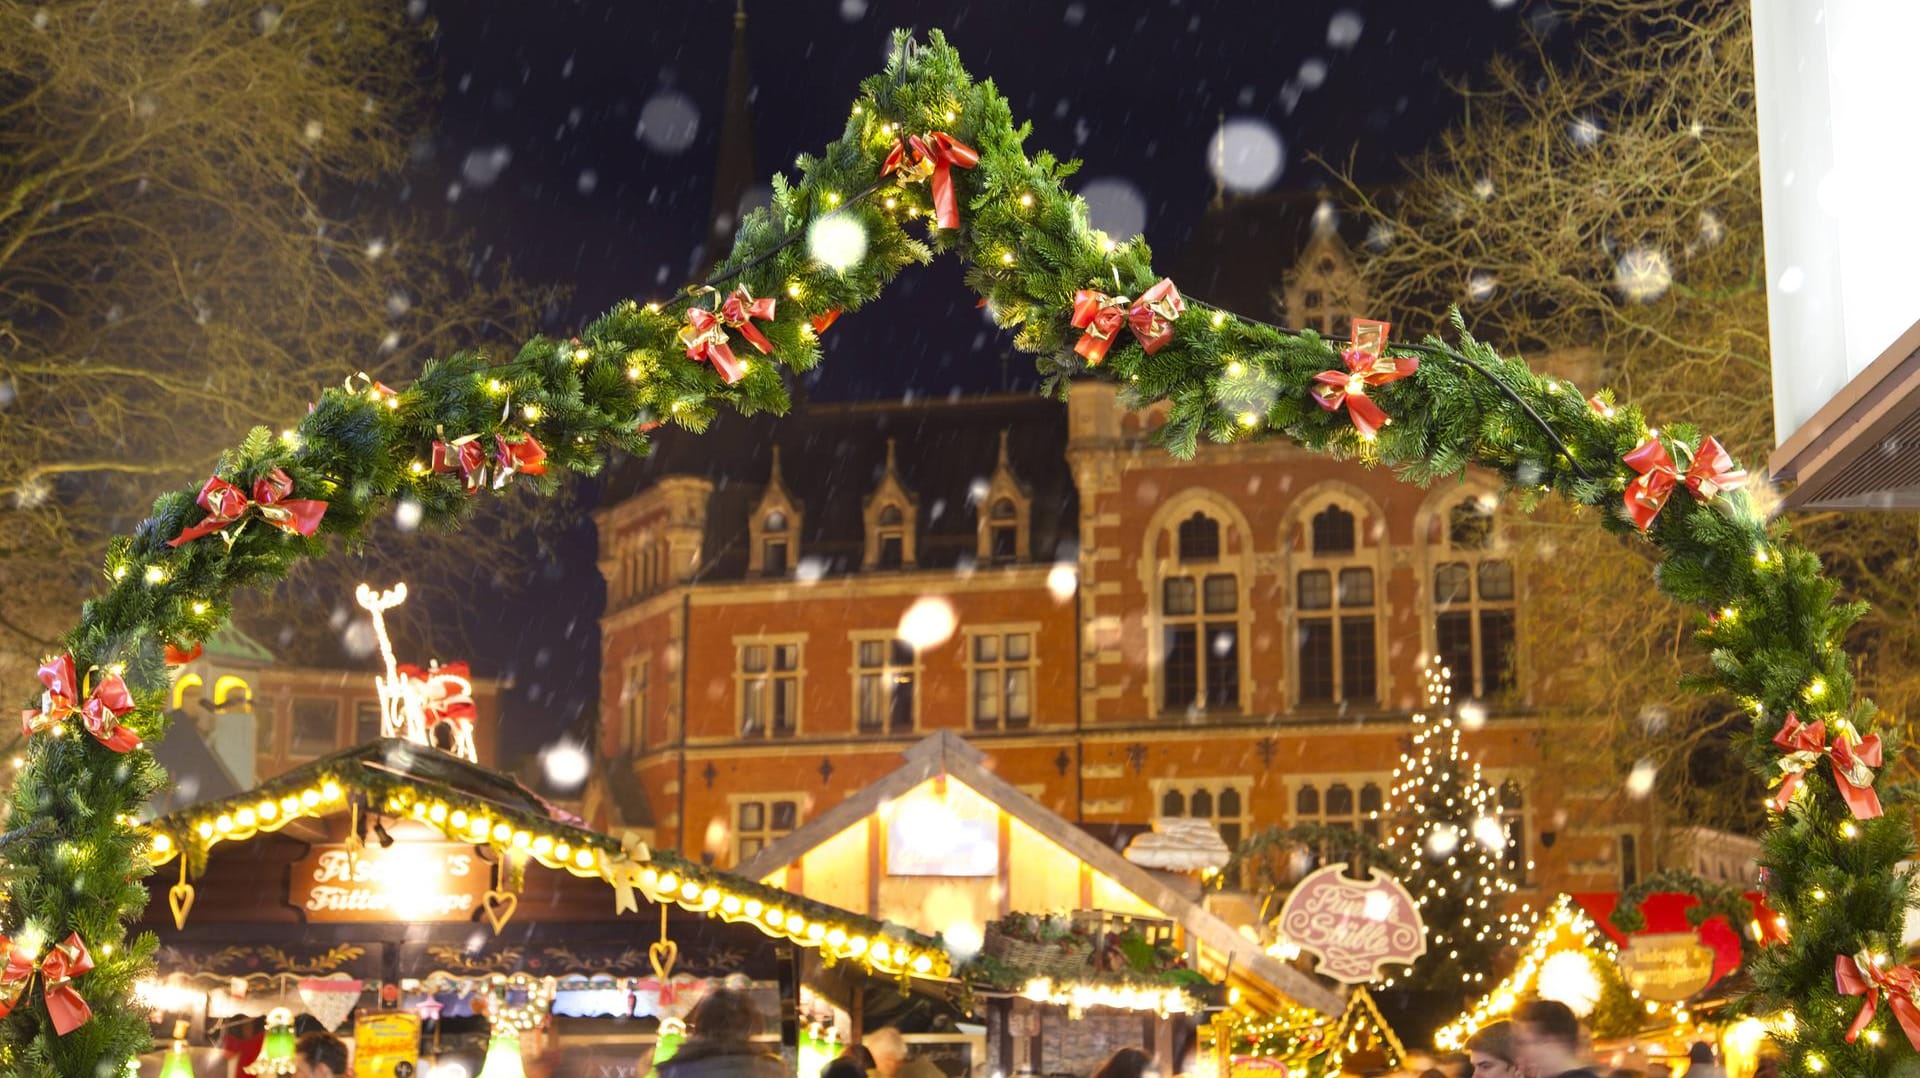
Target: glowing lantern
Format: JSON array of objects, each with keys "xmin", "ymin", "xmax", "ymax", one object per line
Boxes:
[
  {"xmin": 246, "ymin": 1008, "xmax": 298, "ymax": 1074},
  {"xmin": 477, "ymin": 1028, "xmax": 528, "ymax": 1078},
  {"xmin": 158, "ymin": 1020, "xmax": 197, "ymax": 1078}
]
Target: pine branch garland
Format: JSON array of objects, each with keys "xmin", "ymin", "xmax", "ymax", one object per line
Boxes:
[{"xmin": 0, "ymin": 28, "xmax": 1900, "ymax": 1075}]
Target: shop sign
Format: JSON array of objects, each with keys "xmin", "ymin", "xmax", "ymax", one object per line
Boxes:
[
  {"xmin": 1616, "ymin": 932, "xmax": 1717, "ymax": 1001},
  {"xmin": 1275, "ymin": 864, "xmax": 1427, "ymax": 984},
  {"xmin": 354, "ymin": 1011, "xmax": 421, "ymax": 1078},
  {"xmin": 290, "ymin": 842, "xmax": 487, "ymax": 922}
]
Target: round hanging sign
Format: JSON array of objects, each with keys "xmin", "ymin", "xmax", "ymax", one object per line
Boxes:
[{"xmin": 1275, "ymin": 863, "xmax": 1427, "ymax": 984}]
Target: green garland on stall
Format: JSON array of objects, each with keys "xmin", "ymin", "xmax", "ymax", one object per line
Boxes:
[{"xmin": 3, "ymin": 30, "xmax": 1904, "ymax": 1076}]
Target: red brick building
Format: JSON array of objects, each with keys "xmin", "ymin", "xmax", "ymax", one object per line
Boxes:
[{"xmin": 584, "ymin": 9, "xmax": 1649, "ymax": 918}]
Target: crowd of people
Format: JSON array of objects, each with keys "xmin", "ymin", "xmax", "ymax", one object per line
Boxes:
[{"xmin": 274, "ymin": 992, "xmax": 1765, "ymax": 1078}]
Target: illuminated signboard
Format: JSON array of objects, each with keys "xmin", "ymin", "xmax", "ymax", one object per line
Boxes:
[
  {"xmin": 289, "ymin": 842, "xmax": 488, "ymax": 922},
  {"xmin": 886, "ymin": 783, "xmax": 999, "ymax": 878}
]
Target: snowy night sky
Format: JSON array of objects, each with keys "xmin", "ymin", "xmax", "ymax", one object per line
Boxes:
[{"xmin": 391, "ymin": 0, "xmax": 1560, "ymax": 763}]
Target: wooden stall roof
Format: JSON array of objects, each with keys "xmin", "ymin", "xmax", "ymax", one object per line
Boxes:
[{"xmin": 738, "ymin": 732, "xmax": 1343, "ymax": 1016}]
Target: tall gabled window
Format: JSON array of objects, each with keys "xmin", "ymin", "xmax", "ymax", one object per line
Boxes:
[
  {"xmin": 875, "ymin": 505, "xmax": 906, "ymax": 570},
  {"xmin": 988, "ymin": 499, "xmax": 1019, "ymax": 563},
  {"xmin": 1434, "ymin": 497, "xmax": 1517, "ymax": 698},
  {"xmin": 761, "ymin": 511, "xmax": 790, "ymax": 577},
  {"xmin": 1162, "ymin": 511, "xmax": 1238, "ymax": 713},
  {"xmin": 1296, "ymin": 504, "xmax": 1378, "ymax": 706}
]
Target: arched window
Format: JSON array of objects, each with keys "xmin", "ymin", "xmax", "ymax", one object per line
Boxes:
[
  {"xmin": 1162, "ymin": 510, "xmax": 1238, "ymax": 713},
  {"xmin": 1434, "ymin": 497, "xmax": 1517, "ymax": 697},
  {"xmin": 1178, "ymin": 512, "xmax": 1221, "ymax": 562},
  {"xmin": 1325, "ymin": 783, "xmax": 1354, "ymax": 819},
  {"xmin": 1296, "ymin": 785, "xmax": 1320, "ymax": 816},
  {"xmin": 1157, "ymin": 780, "xmax": 1248, "ymax": 851},
  {"xmin": 1297, "ymin": 503, "xmax": 1377, "ymax": 705}
]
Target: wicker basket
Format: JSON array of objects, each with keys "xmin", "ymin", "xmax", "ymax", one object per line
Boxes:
[{"xmin": 984, "ymin": 924, "xmax": 1094, "ymax": 978}]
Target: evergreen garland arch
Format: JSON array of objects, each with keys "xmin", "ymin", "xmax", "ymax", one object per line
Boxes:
[{"xmin": 4, "ymin": 30, "xmax": 1902, "ymax": 1076}]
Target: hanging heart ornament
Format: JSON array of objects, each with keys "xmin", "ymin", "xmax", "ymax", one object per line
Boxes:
[{"xmin": 482, "ymin": 889, "xmax": 518, "ymax": 934}]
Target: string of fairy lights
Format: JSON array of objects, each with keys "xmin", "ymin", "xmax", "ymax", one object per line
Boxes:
[{"xmin": 1370, "ymin": 659, "xmax": 1532, "ymax": 990}]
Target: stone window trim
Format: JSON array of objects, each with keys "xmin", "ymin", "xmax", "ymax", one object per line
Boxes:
[
  {"xmin": 1418, "ymin": 488, "xmax": 1521, "ymax": 701},
  {"xmin": 728, "ymin": 792, "xmax": 806, "ymax": 866},
  {"xmin": 962, "ymin": 622, "xmax": 1043, "ymax": 730},
  {"xmin": 847, "ymin": 630, "xmax": 923, "ymax": 735},
  {"xmin": 748, "ymin": 445, "xmax": 803, "ymax": 577},
  {"xmin": 1138, "ymin": 490, "xmax": 1256, "ymax": 718},
  {"xmin": 732, "ymin": 633, "xmax": 807, "ymax": 740},
  {"xmin": 1283, "ymin": 486, "xmax": 1389, "ymax": 710}
]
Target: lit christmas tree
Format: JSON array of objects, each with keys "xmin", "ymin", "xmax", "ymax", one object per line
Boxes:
[{"xmin": 1374, "ymin": 659, "xmax": 1531, "ymax": 991}]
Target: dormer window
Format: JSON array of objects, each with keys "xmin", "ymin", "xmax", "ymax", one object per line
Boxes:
[
  {"xmin": 748, "ymin": 446, "xmax": 802, "ymax": 578},
  {"xmin": 975, "ymin": 431, "xmax": 1033, "ymax": 566},
  {"xmin": 876, "ymin": 505, "xmax": 906, "ymax": 569},
  {"xmin": 989, "ymin": 500, "xmax": 1018, "ymax": 563},
  {"xmin": 761, "ymin": 512, "xmax": 789, "ymax": 576},
  {"xmin": 864, "ymin": 439, "xmax": 919, "ymax": 570}
]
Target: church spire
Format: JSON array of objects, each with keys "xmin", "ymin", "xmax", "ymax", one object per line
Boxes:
[{"xmin": 705, "ymin": 1, "xmax": 758, "ymax": 269}]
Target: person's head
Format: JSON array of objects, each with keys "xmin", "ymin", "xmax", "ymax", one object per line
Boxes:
[
  {"xmin": 1465, "ymin": 1020, "xmax": 1520, "ymax": 1078},
  {"xmin": 824, "ymin": 1059, "xmax": 868, "ymax": 1078},
  {"xmin": 294, "ymin": 1031, "xmax": 349, "ymax": 1078},
  {"xmin": 687, "ymin": 987, "xmax": 763, "ymax": 1043},
  {"xmin": 866, "ymin": 1028, "xmax": 912, "ymax": 1077},
  {"xmin": 1513, "ymin": 1000, "xmax": 1584, "ymax": 1072},
  {"xmin": 1091, "ymin": 1047, "xmax": 1161, "ymax": 1078}
]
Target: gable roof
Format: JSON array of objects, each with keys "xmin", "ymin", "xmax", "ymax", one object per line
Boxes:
[{"xmin": 737, "ymin": 731, "xmax": 1343, "ymax": 1015}]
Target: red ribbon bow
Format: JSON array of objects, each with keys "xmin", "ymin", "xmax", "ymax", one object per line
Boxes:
[
  {"xmin": 720, "ymin": 288, "xmax": 777, "ymax": 356},
  {"xmin": 168, "ymin": 469, "xmax": 327, "ymax": 548},
  {"xmin": 163, "ymin": 641, "xmax": 202, "ymax": 666},
  {"xmin": 1837, "ymin": 952, "xmax": 1920, "ymax": 1050},
  {"xmin": 20, "ymin": 655, "xmax": 141, "ymax": 753},
  {"xmin": 432, "ymin": 434, "xmax": 489, "ymax": 492},
  {"xmin": 883, "ymin": 131, "xmax": 980, "ymax": 229},
  {"xmin": 1310, "ymin": 319, "xmax": 1418, "ymax": 439},
  {"xmin": 493, "ymin": 433, "xmax": 547, "ymax": 487},
  {"xmin": 1622, "ymin": 435, "xmax": 1747, "ymax": 531},
  {"xmin": 679, "ymin": 307, "xmax": 746, "ymax": 384},
  {"xmin": 0, "ymin": 932, "xmax": 96, "ymax": 1036},
  {"xmin": 1068, "ymin": 278, "xmax": 1186, "ymax": 365},
  {"xmin": 1773, "ymin": 711, "xmax": 1882, "ymax": 819}
]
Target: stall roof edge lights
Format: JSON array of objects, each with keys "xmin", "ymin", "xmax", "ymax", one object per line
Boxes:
[{"xmin": 144, "ymin": 738, "xmax": 950, "ymax": 980}]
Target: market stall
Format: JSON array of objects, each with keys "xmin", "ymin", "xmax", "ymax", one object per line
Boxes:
[{"xmin": 133, "ymin": 738, "xmax": 950, "ymax": 1076}]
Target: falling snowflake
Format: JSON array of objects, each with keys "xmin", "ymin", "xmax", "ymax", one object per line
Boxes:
[
  {"xmin": 1568, "ymin": 116, "xmax": 1602, "ymax": 148},
  {"xmin": 303, "ymin": 120, "xmax": 324, "ymax": 143},
  {"xmin": 394, "ymin": 498, "xmax": 423, "ymax": 531},
  {"xmin": 1466, "ymin": 271, "xmax": 1498, "ymax": 301},
  {"xmin": 808, "ymin": 215, "xmax": 868, "ymax": 271},
  {"xmin": 636, "ymin": 92, "xmax": 700, "ymax": 154},
  {"xmin": 1326, "ymin": 9, "xmax": 1364, "ymax": 49},
  {"xmin": 898, "ymin": 596, "xmax": 958, "ymax": 651},
  {"xmin": 1206, "ymin": 118, "xmax": 1286, "ymax": 194},
  {"xmin": 1625, "ymin": 757, "xmax": 1658, "ymax": 799},
  {"xmin": 1614, "ymin": 246, "xmax": 1673, "ymax": 303},
  {"xmin": 1046, "ymin": 563, "xmax": 1077, "ymax": 603}
]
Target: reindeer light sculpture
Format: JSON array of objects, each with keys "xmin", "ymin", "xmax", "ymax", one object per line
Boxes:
[{"xmin": 353, "ymin": 582, "xmax": 480, "ymax": 762}]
